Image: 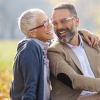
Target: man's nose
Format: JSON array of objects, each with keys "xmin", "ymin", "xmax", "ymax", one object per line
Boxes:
[{"xmin": 56, "ymin": 21, "xmax": 63, "ymax": 29}]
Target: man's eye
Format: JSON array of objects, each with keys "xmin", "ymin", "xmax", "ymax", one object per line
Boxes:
[{"xmin": 61, "ymin": 19, "xmax": 67, "ymax": 24}]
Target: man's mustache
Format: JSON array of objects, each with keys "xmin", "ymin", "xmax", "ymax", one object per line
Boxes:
[{"xmin": 56, "ymin": 28, "xmax": 70, "ymax": 34}]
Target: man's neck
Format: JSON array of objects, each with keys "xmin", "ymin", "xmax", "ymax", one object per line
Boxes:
[{"xmin": 68, "ymin": 32, "xmax": 80, "ymax": 46}]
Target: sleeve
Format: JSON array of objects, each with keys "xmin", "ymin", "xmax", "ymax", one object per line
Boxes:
[
  {"xmin": 48, "ymin": 50, "xmax": 100, "ymax": 92},
  {"xmin": 20, "ymin": 42, "xmax": 43, "ymax": 100},
  {"xmin": 78, "ymin": 30, "xmax": 83, "ymax": 36}
]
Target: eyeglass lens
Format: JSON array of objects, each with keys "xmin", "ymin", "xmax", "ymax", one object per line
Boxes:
[{"xmin": 52, "ymin": 17, "xmax": 74, "ymax": 27}]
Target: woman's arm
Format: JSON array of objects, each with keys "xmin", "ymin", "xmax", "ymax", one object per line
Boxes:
[{"xmin": 80, "ymin": 29, "xmax": 100, "ymax": 47}]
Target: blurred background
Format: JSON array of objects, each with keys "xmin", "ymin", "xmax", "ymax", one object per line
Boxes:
[{"xmin": 0, "ymin": 0, "xmax": 100, "ymax": 99}]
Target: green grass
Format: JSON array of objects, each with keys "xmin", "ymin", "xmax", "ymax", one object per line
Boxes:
[
  {"xmin": 0, "ymin": 40, "xmax": 18, "ymax": 99},
  {"xmin": 0, "ymin": 40, "xmax": 18, "ymax": 72}
]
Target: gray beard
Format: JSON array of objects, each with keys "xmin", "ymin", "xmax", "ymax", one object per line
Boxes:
[
  {"xmin": 59, "ymin": 36, "xmax": 72, "ymax": 43},
  {"xmin": 59, "ymin": 31, "xmax": 75, "ymax": 43},
  {"xmin": 58, "ymin": 22, "xmax": 76, "ymax": 43}
]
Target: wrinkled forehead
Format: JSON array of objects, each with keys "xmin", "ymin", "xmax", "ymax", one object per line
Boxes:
[{"xmin": 52, "ymin": 9, "xmax": 71, "ymax": 21}]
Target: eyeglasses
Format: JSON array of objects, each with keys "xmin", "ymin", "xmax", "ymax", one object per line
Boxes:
[
  {"xmin": 52, "ymin": 17, "xmax": 75, "ymax": 27},
  {"xmin": 29, "ymin": 18, "xmax": 51, "ymax": 31}
]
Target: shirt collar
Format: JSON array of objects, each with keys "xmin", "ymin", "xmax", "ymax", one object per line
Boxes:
[
  {"xmin": 66, "ymin": 35, "xmax": 84, "ymax": 48},
  {"xmin": 32, "ymin": 38, "xmax": 49, "ymax": 50}
]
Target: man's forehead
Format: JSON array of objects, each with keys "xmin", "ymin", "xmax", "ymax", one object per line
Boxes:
[{"xmin": 52, "ymin": 9, "xmax": 71, "ymax": 20}]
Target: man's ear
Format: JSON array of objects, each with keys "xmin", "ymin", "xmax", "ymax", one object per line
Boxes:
[
  {"xmin": 28, "ymin": 30, "xmax": 37, "ymax": 38},
  {"xmin": 75, "ymin": 17, "xmax": 79, "ymax": 27}
]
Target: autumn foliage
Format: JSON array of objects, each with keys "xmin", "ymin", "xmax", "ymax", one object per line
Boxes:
[{"xmin": 0, "ymin": 41, "xmax": 18, "ymax": 100}]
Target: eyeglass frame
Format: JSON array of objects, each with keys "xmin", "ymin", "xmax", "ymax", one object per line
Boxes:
[
  {"xmin": 51, "ymin": 16, "xmax": 75, "ymax": 27},
  {"xmin": 29, "ymin": 18, "xmax": 51, "ymax": 31}
]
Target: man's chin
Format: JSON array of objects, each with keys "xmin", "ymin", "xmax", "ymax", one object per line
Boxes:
[
  {"xmin": 59, "ymin": 38, "xmax": 68, "ymax": 43},
  {"xmin": 59, "ymin": 37, "xmax": 72, "ymax": 43}
]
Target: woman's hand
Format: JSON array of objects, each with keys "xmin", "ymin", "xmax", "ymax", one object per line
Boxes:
[{"xmin": 81, "ymin": 29, "xmax": 100, "ymax": 47}]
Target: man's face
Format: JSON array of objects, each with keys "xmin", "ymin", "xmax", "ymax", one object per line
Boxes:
[{"xmin": 52, "ymin": 9, "xmax": 79, "ymax": 43}]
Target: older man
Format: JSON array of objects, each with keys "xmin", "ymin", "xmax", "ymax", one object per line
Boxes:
[{"xmin": 48, "ymin": 2, "xmax": 100, "ymax": 100}]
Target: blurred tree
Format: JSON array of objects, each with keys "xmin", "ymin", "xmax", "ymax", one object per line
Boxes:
[
  {"xmin": 0, "ymin": 0, "xmax": 100, "ymax": 40},
  {"xmin": 0, "ymin": 0, "xmax": 51, "ymax": 40}
]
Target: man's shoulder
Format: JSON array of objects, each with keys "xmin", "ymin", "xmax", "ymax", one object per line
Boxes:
[
  {"xmin": 48, "ymin": 39, "xmax": 62, "ymax": 51},
  {"xmin": 81, "ymin": 36, "xmax": 100, "ymax": 52}
]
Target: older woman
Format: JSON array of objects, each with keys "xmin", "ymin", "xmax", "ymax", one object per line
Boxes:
[
  {"xmin": 10, "ymin": 9, "xmax": 53, "ymax": 100},
  {"xmin": 10, "ymin": 8, "xmax": 99, "ymax": 100}
]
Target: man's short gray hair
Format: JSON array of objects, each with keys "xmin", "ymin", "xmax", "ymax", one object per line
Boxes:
[
  {"xmin": 53, "ymin": 2, "xmax": 77, "ymax": 17},
  {"xmin": 18, "ymin": 9, "xmax": 45, "ymax": 36}
]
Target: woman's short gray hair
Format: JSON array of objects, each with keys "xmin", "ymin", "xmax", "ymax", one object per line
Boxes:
[
  {"xmin": 53, "ymin": 2, "xmax": 77, "ymax": 17},
  {"xmin": 18, "ymin": 9, "xmax": 45, "ymax": 36}
]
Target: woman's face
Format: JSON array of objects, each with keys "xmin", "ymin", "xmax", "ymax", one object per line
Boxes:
[{"xmin": 33, "ymin": 14, "xmax": 54, "ymax": 42}]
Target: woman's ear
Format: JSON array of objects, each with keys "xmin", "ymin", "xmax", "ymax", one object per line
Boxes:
[{"xmin": 28, "ymin": 30, "xmax": 37, "ymax": 38}]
